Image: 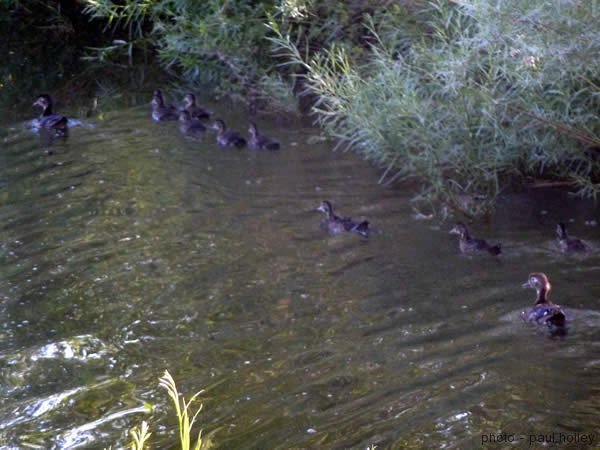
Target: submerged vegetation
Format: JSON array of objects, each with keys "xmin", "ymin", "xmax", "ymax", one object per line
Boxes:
[{"xmin": 3, "ymin": 0, "xmax": 600, "ymax": 214}]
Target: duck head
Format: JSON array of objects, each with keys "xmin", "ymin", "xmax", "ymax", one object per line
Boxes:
[
  {"xmin": 179, "ymin": 110, "xmax": 191, "ymax": 122},
  {"xmin": 556, "ymin": 223, "xmax": 568, "ymax": 239},
  {"xmin": 211, "ymin": 119, "xmax": 226, "ymax": 132},
  {"xmin": 523, "ymin": 272, "xmax": 550, "ymax": 290},
  {"xmin": 248, "ymin": 122, "xmax": 258, "ymax": 138},
  {"xmin": 33, "ymin": 94, "xmax": 52, "ymax": 110},
  {"xmin": 449, "ymin": 223, "xmax": 469, "ymax": 238},
  {"xmin": 317, "ymin": 200, "xmax": 334, "ymax": 215},
  {"xmin": 523, "ymin": 272, "xmax": 551, "ymax": 303},
  {"xmin": 151, "ymin": 94, "xmax": 165, "ymax": 108},
  {"xmin": 183, "ymin": 93, "xmax": 196, "ymax": 108}
]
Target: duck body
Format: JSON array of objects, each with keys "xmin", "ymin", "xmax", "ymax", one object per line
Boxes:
[
  {"xmin": 182, "ymin": 93, "xmax": 210, "ymax": 120},
  {"xmin": 178, "ymin": 111, "xmax": 206, "ymax": 136},
  {"xmin": 33, "ymin": 94, "xmax": 68, "ymax": 135},
  {"xmin": 449, "ymin": 223, "xmax": 501, "ymax": 255},
  {"xmin": 526, "ymin": 303, "xmax": 566, "ymax": 326},
  {"xmin": 211, "ymin": 119, "xmax": 246, "ymax": 148},
  {"xmin": 523, "ymin": 272, "xmax": 566, "ymax": 328},
  {"xmin": 317, "ymin": 200, "xmax": 369, "ymax": 237},
  {"xmin": 151, "ymin": 89, "xmax": 178, "ymax": 121},
  {"xmin": 556, "ymin": 223, "xmax": 587, "ymax": 253},
  {"xmin": 248, "ymin": 122, "xmax": 280, "ymax": 150}
]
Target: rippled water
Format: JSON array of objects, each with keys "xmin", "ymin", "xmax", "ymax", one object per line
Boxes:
[{"xmin": 1, "ymin": 103, "xmax": 599, "ymax": 449}]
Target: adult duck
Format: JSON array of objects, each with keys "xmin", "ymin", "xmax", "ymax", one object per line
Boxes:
[
  {"xmin": 211, "ymin": 119, "xmax": 246, "ymax": 148},
  {"xmin": 522, "ymin": 272, "xmax": 567, "ymax": 328},
  {"xmin": 449, "ymin": 223, "xmax": 501, "ymax": 255},
  {"xmin": 317, "ymin": 200, "xmax": 369, "ymax": 237},
  {"xmin": 182, "ymin": 93, "xmax": 210, "ymax": 120},
  {"xmin": 33, "ymin": 94, "xmax": 68, "ymax": 136},
  {"xmin": 248, "ymin": 122, "xmax": 280, "ymax": 150}
]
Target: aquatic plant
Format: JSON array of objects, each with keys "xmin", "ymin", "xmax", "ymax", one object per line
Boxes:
[
  {"xmin": 159, "ymin": 370, "xmax": 207, "ymax": 450},
  {"xmin": 121, "ymin": 370, "xmax": 209, "ymax": 450},
  {"xmin": 129, "ymin": 420, "xmax": 151, "ymax": 450}
]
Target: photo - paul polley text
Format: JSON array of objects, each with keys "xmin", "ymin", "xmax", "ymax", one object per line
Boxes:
[{"xmin": 481, "ymin": 432, "xmax": 596, "ymax": 446}]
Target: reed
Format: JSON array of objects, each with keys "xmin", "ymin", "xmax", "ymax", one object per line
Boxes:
[
  {"xmin": 158, "ymin": 370, "xmax": 206, "ymax": 450},
  {"xmin": 121, "ymin": 370, "xmax": 209, "ymax": 450},
  {"xmin": 129, "ymin": 420, "xmax": 151, "ymax": 450}
]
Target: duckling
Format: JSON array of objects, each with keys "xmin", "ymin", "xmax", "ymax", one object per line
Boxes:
[
  {"xmin": 317, "ymin": 200, "xmax": 369, "ymax": 237},
  {"xmin": 151, "ymin": 89, "xmax": 178, "ymax": 121},
  {"xmin": 449, "ymin": 222, "xmax": 501, "ymax": 255},
  {"xmin": 556, "ymin": 223, "xmax": 588, "ymax": 253},
  {"xmin": 211, "ymin": 119, "xmax": 246, "ymax": 148},
  {"xmin": 248, "ymin": 122, "xmax": 280, "ymax": 150},
  {"xmin": 178, "ymin": 111, "xmax": 206, "ymax": 136},
  {"xmin": 182, "ymin": 93, "xmax": 210, "ymax": 120},
  {"xmin": 522, "ymin": 272, "xmax": 566, "ymax": 327},
  {"xmin": 33, "ymin": 94, "xmax": 68, "ymax": 136}
]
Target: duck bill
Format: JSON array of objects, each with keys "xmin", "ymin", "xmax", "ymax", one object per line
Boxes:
[
  {"xmin": 449, "ymin": 227, "xmax": 458, "ymax": 235},
  {"xmin": 317, "ymin": 205, "xmax": 326, "ymax": 213},
  {"xmin": 522, "ymin": 281, "xmax": 532, "ymax": 289}
]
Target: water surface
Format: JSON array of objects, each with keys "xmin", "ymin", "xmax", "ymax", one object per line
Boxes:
[{"xmin": 1, "ymin": 104, "xmax": 600, "ymax": 448}]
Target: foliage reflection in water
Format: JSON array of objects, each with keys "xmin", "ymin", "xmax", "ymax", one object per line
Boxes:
[{"xmin": 0, "ymin": 104, "xmax": 599, "ymax": 448}]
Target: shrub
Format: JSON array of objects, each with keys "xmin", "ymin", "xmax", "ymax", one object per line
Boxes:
[{"xmin": 270, "ymin": 0, "xmax": 600, "ymax": 216}]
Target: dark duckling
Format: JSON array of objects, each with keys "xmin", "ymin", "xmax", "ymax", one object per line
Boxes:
[
  {"xmin": 449, "ymin": 222, "xmax": 501, "ymax": 255},
  {"xmin": 182, "ymin": 93, "xmax": 210, "ymax": 120},
  {"xmin": 33, "ymin": 94, "xmax": 68, "ymax": 135},
  {"xmin": 522, "ymin": 272, "xmax": 566, "ymax": 328},
  {"xmin": 248, "ymin": 122, "xmax": 280, "ymax": 150},
  {"xmin": 179, "ymin": 111, "xmax": 206, "ymax": 136},
  {"xmin": 211, "ymin": 119, "xmax": 246, "ymax": 148},
  {"xmin": 317, "ymin": 200, "xmax": 369, "ymax": 237},
  {"xmin": 556, "ymin": 223, "xmax": 588, "ymax": 253},
  {"xmin": 151, "ymin": 89, "xmax": 178, "ymax": 121}
]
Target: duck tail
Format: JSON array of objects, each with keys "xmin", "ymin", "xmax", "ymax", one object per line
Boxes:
[
  {"xmin": 488, "ymin": 243, "xmax": 502, "ymax": 255},
  {"xmin": 54, "ymin": 118, "xmax": 69, "ymax": 136},
  {"xmin": 547, "ymin": 310, "xmax": 566, "ymax": 328},
  {"xmin": 353, "ymin": 220, "xmax": 370, "ymax": 237}
]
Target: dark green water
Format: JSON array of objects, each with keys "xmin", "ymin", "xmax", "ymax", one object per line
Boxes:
[{"xmin": 1, "ymin": 104, "xmax": 600, "ymax": 449}]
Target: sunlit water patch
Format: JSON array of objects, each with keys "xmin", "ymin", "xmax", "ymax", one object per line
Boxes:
[{"xmin": 0, "ymin": 104, "xmax": 599, "ymax": 448}]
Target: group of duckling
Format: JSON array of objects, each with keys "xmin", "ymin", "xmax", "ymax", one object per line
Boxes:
[
  {"xmin": 151, "ymin": 89, "xmax": 280, "ymax": 150},
  {"xmin": 317, "ymin": 199, "xmax": 594, "ymax": 334},
  {"xmin": 32, "ymin": 93, "xmax": 588, "ymax": 335},
  {"xmin": 31, "ymin": 91, "xmax": 280, "ymax": 151}
]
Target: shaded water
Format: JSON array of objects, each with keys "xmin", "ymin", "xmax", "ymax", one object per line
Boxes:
[{"xmin": 1, "ymin": 104, "xmax": 600, "ymax": 449}]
